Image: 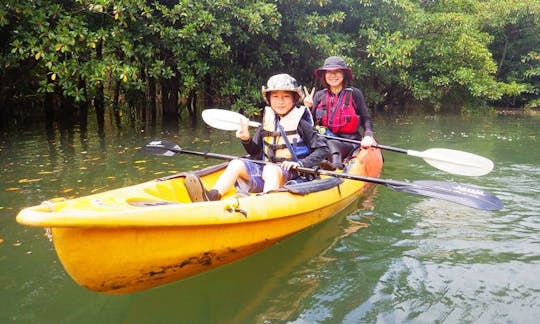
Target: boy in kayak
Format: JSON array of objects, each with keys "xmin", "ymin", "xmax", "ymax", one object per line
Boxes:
[
  {"xmin": 304, "ymin": 56, "xmax": 376, "ymax": 170},
  {"xmin": 185, "ymin": 73, "xmax": 329, "ymax": 202}
]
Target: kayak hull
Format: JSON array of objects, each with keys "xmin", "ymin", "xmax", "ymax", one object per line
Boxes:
[{"xmin": 17, "ymin": 148, "xmax": 383, "ymax": 294}]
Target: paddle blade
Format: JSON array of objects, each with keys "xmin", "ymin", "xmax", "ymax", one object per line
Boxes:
[
  {"xmin": 202, "ymin": 109, "xmax": 260, "ymax": 131},
  {"xmin": 410, "ymin": 148, "xmax": 494, "ymax": 176},
  {"xmin": 386, "ymin": 180, "xmax": 503, "ymax": 211},
  {"xmin": 141, "ymin": 140, "xmax": 181, "ymax": 156}
]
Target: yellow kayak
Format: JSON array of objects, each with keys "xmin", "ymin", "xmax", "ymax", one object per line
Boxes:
[{"xmin": 16, "ymin": 148, "xmax": 383, "ymax": 294}]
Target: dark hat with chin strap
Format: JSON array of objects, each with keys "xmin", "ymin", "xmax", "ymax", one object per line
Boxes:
[{"xmin": 313, "ymin": 56, "xmax": 354, "ymax": 80}]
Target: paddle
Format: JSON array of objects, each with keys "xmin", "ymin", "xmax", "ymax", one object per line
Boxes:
[
  {"xmin": 201, "ymin": 109, "xmax": 494, "ymax": 177},
  {"xmin": 319, "ymin": 134, "xmax": 494, "ymax": 177},
  {"xmin": 143, "ymin": 139, "xmax": 504, "ymax": 211}
]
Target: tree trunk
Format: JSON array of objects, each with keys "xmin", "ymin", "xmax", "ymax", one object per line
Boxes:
[
  {"xmin": 161, "ymin": 77, "xmax": 179, "ymax": 118},
  {"xmin": 148, "ymin": 75, "xmax": 156, "ymax": 125},
  {"xmin": 113, "ymin": 80, "xmax": 121, "ymax": 129},
  {"xmin": 204, "ymin": 74, "xmax": 213, "ymax": 108},
  {"xmin": 161, "ymin": 76, "xmax": 179, "ymax": 132},
  {"xmin": 187, "ymin": 89, "xmax": 197, "ymax": 122},
  {"xmin": 59, "ymin": 94, "xmax": 75, "ymax": 155},
  {"xmin": 497, "ymin": 32, "xmax": 509, "ymax": 78},
  {"xmin": 78, "ymin": 78, "xmax": 88, "ymax": 137},
  {"xmin": 94, "ymin": 39, "xmax": 105, "ymax": 140}
]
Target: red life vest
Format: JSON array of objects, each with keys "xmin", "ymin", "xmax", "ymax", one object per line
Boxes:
[{"xmin": 314, "ymin": 88, "xmax": 359, "ymax": 135}]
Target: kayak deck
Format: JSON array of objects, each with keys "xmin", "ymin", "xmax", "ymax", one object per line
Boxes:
[{"xmin": 16, "ymin": 148, "xmax": 383, "ymax": 294}]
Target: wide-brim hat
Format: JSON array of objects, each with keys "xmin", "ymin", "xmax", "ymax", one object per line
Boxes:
[
  {"xmin": 313, "ymin": 56, "xmax": 354, "ymax": 80},
  {"xmin": 261, "ymin": 73, "xmax": 304, "ymax": 103}
]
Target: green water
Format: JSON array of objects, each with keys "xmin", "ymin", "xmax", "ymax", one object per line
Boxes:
[{"xmin": 1, "ymin": 112, "xmax": 538, "ymax": 323}]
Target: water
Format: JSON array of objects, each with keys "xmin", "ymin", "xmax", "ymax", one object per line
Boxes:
[{"xmin": 1, "ymin": 112, "xmax": 538, "ymax": 323}]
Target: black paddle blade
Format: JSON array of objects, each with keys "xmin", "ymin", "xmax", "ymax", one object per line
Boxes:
[
  {"xmin": 386, "ymin": 180, "xmax": 504, "ymax": 211},
  {"xmin": 141, "ymin": 140, "xmax": 181, "ymax": 156}
]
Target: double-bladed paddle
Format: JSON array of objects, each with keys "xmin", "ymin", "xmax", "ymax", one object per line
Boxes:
[
  {"xmin": 201, "ymin": 109, "xmax": 494, "ymax": 177},
  {"xmin": 143, "ymin": 139, "xmax": 504, "ymax": 211}
]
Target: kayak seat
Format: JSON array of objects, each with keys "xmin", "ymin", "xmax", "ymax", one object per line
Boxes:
[
  {"xmin": 151, "ymin": 163, "xmax": 229, "ymax": 202},
  {"xmin": 156, "ymin": 162, "xmax": 229, "ymax": 181}
]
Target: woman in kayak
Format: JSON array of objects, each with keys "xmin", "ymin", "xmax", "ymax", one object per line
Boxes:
[
  {"xmin": 185, "ymin": 73, "xmax": 329, "ymax": 202},
  {"xmin": 304, "ymin": 56, "xmax": 376, "ymax": 170}
]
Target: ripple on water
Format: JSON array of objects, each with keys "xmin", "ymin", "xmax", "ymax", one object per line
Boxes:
[{"xmin": 340, "ymin": 256, "xmax": 540, "ymax": 323}]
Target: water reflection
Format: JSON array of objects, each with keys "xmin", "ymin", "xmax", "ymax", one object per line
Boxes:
[{"xmin": 1, "ymin": 113, "xmax": 539, "ymax": 323}]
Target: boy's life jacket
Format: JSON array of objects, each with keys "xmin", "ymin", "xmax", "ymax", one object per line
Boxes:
[
  {"xmin": 262, "ymin": 106, "xmax": 311, "ymax": 163},
  {"xmin": 314, "ymin": 88, "xmax": 359, "ymax": 135}
]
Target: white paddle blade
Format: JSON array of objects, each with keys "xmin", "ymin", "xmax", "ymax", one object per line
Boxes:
[
  {"xmin": 202, "ymin": 109, "xmax": 260, "ymax": 131},
  {"xmin": 409, "ymin": 148, "xmax": 494, "ymax": 176}
]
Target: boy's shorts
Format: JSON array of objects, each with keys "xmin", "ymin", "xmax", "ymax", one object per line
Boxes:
[{"xmin": 236, "ymin": 159, "xmax": 297, "ymax": 193}]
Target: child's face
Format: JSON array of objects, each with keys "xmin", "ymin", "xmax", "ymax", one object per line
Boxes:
[{"xmin": 269, "ymin": 90, "xmax": 295, "ymax": 116}]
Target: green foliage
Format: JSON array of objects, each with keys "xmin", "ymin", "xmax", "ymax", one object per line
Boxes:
[
  {"xmin": 0, "ymin": 0, "xmax": 539, "ymax": 121},
  {"xmin": 474, "ymin": 0, "xmax": 540, "ymax": 107}
]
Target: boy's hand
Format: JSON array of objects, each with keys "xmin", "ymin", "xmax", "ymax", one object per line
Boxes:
[
  {"xmin": 236, "ymin": 117, "xmax": 251, "ymax": 141},
  {"xmin": 281, "ymin": 161, "xmax": 300, "ymax": 171}
]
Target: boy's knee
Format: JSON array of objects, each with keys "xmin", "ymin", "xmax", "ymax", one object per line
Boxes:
[{"xmin": 228, "ymin": 159, "xmax": 245, "ymax": 170}]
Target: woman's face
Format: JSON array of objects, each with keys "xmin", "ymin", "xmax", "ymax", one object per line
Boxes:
[
  {"xmin": 269, "ymin": 90, "xmax": 295, "ymax": 116},
  {"xmin": 324, "ymin": 69, "xmax": 344, "ymax": 87}
]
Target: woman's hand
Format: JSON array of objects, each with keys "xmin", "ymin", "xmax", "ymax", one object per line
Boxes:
[
  {"xmin": 303, "ymin": 86, "xmax": 315, "ymax": 108},
  {"xmin": 281, "ymin": 160, "xmax": 300, "ymax": 171},
  {"xmin": 236, "ymin": 117, "xmax": 250, "ymax": 141},
  {"xmin": 360, "ymin": 135, "xmax": 377, "ymax": 148}
]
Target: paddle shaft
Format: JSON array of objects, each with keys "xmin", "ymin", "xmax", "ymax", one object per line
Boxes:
[
  {"xmin": 144, "ymin": 140, "xmax": 503, "ymax": 211},
  {"xmin": 320, "ymin": 134, "xmax": 406, "ymax": 153},
  {"xmin": 178, "ymin": 148, "xmax": 475, "ymax": 190},
  {"xmin": 320, "ymin": 134, "xmax": 493, "ymax": 176},
  {"xmin": 200, "ymin": 109, "xmax": 409, "ymax": 154},
  {"xmin": 201, "ymin": 109, "xmax": 494, "ymax": 176},
  {"xmin": 178, "ymin": 147, "xmax": 398, "ymax": 186},
  {"xmin": 321, "ymin": 134, "xmax": 488, "ymax": 161}
]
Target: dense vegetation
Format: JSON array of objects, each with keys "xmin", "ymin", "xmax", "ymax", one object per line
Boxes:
[{"xmin": 1, "ymin": 0, "xmax": 538, "ymax": 129}]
